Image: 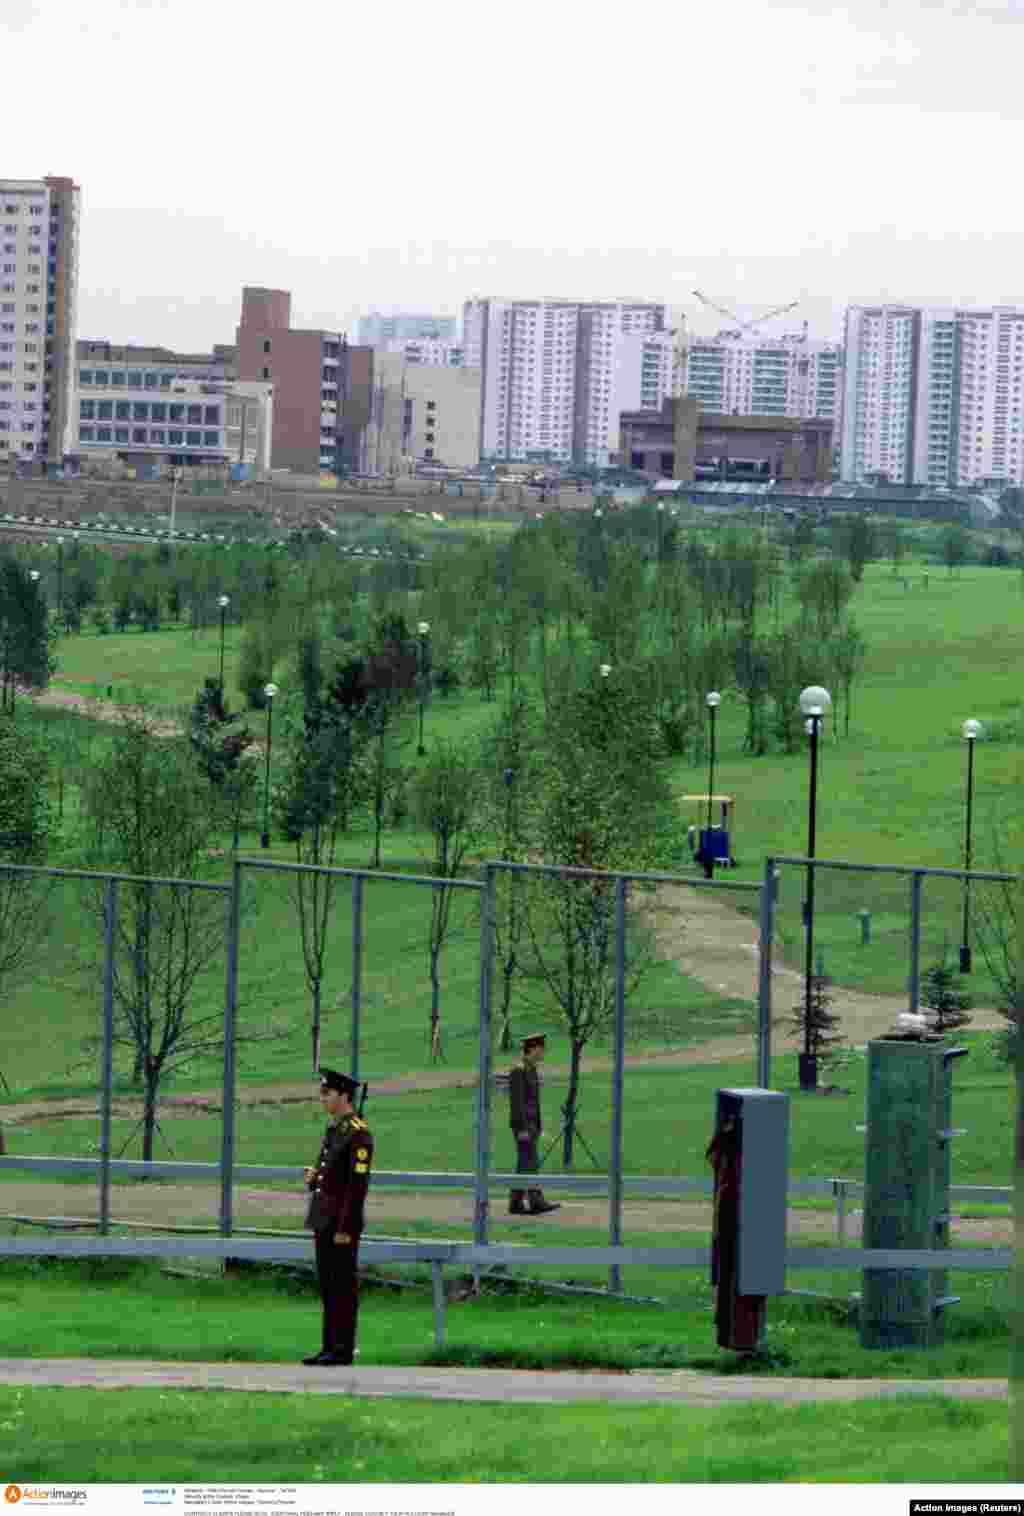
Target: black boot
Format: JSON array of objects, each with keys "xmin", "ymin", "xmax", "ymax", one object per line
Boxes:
[
  {"xmin": 302, "ymin": 1350, "xmax": 329, "ymax": 1365},
  {"xmin": 509, "ymin": 1189, "xmax": 528, "ymax": 1215}
]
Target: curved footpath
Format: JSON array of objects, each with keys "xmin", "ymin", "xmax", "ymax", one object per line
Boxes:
[{"xmin": 0, "ymin": 1358, "xmax": 1010, "ymax": 1406}]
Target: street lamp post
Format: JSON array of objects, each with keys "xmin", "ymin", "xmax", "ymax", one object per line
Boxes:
[
  {"xmin": 959, "ymin": 719, "xmax": 983, "ymax": 972},
  {"xmin": 56, "ymin": 536, "xmax": 63, "ymax": 630},
  {"xmin": 656, "ymin": 500, "xmax": 664, "ymax": 560},
  {"xmin": 799, "ymin": 684, "xmax": 832, "ymax": 1092},
  {"xmin": 416, "ymin": 621, "xmax": 430, "ymax": 756},
  {"xmin": 704, "ymin": 691, "xmax": 721, "ymax": 879},
  {"xmin": 260, "ymin": 681, "xmax": 278, "ymax": 848},
  {"xmin": 217, "ymin": 595, "xmax": 230, "ymax": 698}
]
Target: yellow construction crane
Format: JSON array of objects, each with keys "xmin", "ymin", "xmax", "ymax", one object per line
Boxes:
[{"xmin": 692, "ymin": 291, "xmax": 801, "ymax": 336}]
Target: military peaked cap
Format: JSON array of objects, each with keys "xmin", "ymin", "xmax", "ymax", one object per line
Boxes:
[
  {"xmin": 521, "ymin": 1033, "xmax": 546, "ymax": 1051},
  {"xmin": 319, "ymin": 1068, "xmax": 359, "ymax": 1098}
]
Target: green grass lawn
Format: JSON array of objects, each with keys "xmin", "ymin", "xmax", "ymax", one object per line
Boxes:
[
  {"xmin": 0, "ymin": 1245, "xmax": 1010, "ymax": 1380},
  {"xmin": 0, "ymin": 1382, "xmax": 1006, "ymax": 1484}
]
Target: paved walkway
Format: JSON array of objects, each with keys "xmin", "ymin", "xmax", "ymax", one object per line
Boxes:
[{"xmin": 0, "ymin": 1358, "xmax": 1009, "ymax": 1406}]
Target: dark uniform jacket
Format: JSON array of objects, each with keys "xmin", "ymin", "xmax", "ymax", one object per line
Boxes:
[
  {"xmin": 508, "ymin": 1064, "xmax": 542, "ymax": 1134},
  {"xmin": 304, "ymin": 1114, "xmax": 374, "ymax": 1236}
]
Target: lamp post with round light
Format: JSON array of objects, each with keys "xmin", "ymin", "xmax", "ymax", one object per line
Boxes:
[
  {"xmin": 416, "ymin": 621, "xmax": 430, "ymax": 756},
  {"xmin": 656, "ymin": 500, "xmax": 665, "ymax": 560},
  {"xmin": 959, "ymin": 718, "xmax": 983, "ymax": 972},
  {"xmin": 704, "ymin": 691, "xmax": 721, "ymax": 879},
  {"xmin": 260, "ymin": 681, "xmax": 278, "ymax": 849},
  {"xmin": 55, "ymin": 536, "xmax": 64, "ymax": 629},
  {"xmin": 798, "ymin": 684, "xmax": 831, "ymax": 1091},
  {"xmin": 217, "ymin": 595, "xmax": 230, "ymax": 698}
]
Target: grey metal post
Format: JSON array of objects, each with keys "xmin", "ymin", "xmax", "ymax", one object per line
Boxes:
[
  {"xmin": 472, "ymin": 866, "xmax": 495, "ymax": 1288},
  {"xmin": 609, "ymin": 875, "xmax": 627, "ymax": 1295},
  {"xmin": 908, "ymin": 870, "xmax": 923, "ymax": 1013},
  {"xmin": 758, "ymin": 858, "xmax": 776, "ymax": 1088},
  {"xmin": 220, "ymin": 860, "xmax": 242, "ymax": 1237},
  {"xmin": 99, "ymin": 878, "xmax": 117, "ymax": 1237},
  {"xmin": 431, "ymin": 1261, "xmax": 447, "ymax": 1349},
  {"xmin": 351, "ymin": 875, "xmax": 363, "ymax": 1082}
]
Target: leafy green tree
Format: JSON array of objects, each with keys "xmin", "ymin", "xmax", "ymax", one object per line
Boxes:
[
  {"xmin": 941, "ymin": 524, "xmax": 971, "ymax": 576},
  {"xmin": 0, "ymin": 723, "xmax": 57, "ymax": 1143},
  {"xmin": 795, "ymin": 558, "xmax": 854, "ymax": 641},
  {"xmin": 828, "ymin": 618, "xmax": 868, "ymax": 739},
  {"xmin": 412, "ymin": 739, "xmax": 483, "ymax": 1063},
  {"xmin": 77, "ymin": 709, "xmax": 280, "ymax": 1162},
  {"xmin": 522, "ymin": 664, "xmax": 673, "ymax": 1166},
  {"xmin": 0, "ymin": 558, "xmax": 54, "ymax": 713},
  {"xmin": 238, "ymin": 622, "xmax": 274, "ymax": 710},
  {"xmin": 274, "ymin": 707, "xmax": 364, "ymax": 1073},
  {"xmin": 188, "ymin": 678, "xmax": 257, "ymax": 849},
  {"xmin": 479, "ymin": 694, "xmax": 538, "ymax": 1052}
]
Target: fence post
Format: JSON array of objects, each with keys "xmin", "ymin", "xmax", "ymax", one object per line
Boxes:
[
  {"xmin": 432, "ymin": 1261, "xmax": 447, "ymax": 1350},
  {"xmin": 99, "ymin": 877, "xmax": 117, "ymax": 1237},
  {"xmin": 220, "ymin": 860, "xmax": 241, "ymax": 1237},
  {"xmin": 908, "ymin": 871, "xmax": 923, "ymax": 1014},
  {"xmin": 609, "ymin": 875, "xmax": 628, "ymax": 1296},
  {"xmin": 758, "ymin": 857, "xmax": 776, "ymax": 1088},
  {"xmin": 835, "ymin": 1179, "xmax": 848, "ymax": 1244},
  {"xmin": 473, "ymin": 866, "xmax": 495, "ymax": 1292},
  {"xmin": 351, "ymin": 874, "xmax": 363, "ymax": 1082}
]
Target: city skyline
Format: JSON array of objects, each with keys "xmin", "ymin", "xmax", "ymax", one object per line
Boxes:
[{"xmin": 10, "ymin": 0, "xmax": 1024, "ymax": 353}]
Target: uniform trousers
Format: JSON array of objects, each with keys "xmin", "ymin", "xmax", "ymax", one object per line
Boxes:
[
  {"xmin": 314, "ymin": 1231, "xmax": 360, "ymax": 1359},
  {"xmin": 510, "ymin": 1129, "xmax": 545, "ymax": 1208}
]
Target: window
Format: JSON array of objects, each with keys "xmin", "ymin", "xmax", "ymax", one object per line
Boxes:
[
  {"xmin": 262, "ymin": 367, "xmax": 270, "ymax": 379},
  {"xmin": 186, "ymin": 430, "xmax": 202, "ymax": 446},
  {"xmin": 150, "ymin": 403, "xmax": 166, "ymax": 422},
  {"xmin": 97, "ymin": 427, "xmax": 112, "ymax": 442},
  {"xmin": 263, "ymin": 339, "xmax": 271, "ymax": 353},
  {"xmin": 160, "ymin": 374, "xmax": 172, "ymax": 388},
  {"xmin": 150, "ymin": 429, "xmax": 165, "ymax": 444},
  {"xmin": 115, "ymin": 428, "xmax": 130, "ymax": 444},
  {"xmin": 127, "ymin": 371, "xmax": 143, "ymax": 387},
  {"xmin": 80, "ymin": 370, "xmax": 93, "ymax": 385},
  {"xmin": 97, "ymin": 401, "xmax": 113, "ymax": 420},
  {"xmin": 144, "ymin": 372, "xmax": 159, "ymax": 389},
  {"xmin": 169, "ymin": 429, "xmax": 184, "ymax": 445},
  {"xmin": 94, "ymin": 370, "xmax": 109, "ymax": 385},
  {"xmin": 133, "ymin": 403, "xmax": 148, "ymax": 420},
  {"xmin": 169, "ymin": 404, "xmax": 185, "ymax": 422},
  {"xmin": 115, "ymin": 401, "xmax": 131, "ymax": 420},
  {"xmin": 79, "ymin": 426, "xmax": 94, "ymax": 441},
  {"xmin": 204, "ymin": 405, "xmax": 219, "ymax": 425},
  {"xmin": 80, "ymin": 400, "xmax": 95, "ymax": 419},
  {"xmin": 132, "ymin": 428, "xmax": 147, "ymax": 444},
  {"xmin": 203, "ymin": 430, "xmax": 218, "ymax": 446},
  {"xmin": 111, "ymin": 371, "xmax": 125, "ymax": 386},
  {"xmin": 186, "ymin": 405, "xmax": 202, "ymax": 425}
]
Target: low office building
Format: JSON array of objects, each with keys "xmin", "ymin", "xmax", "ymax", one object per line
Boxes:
[
  {"xmin": 76, "ymin": 371, "xmax": 272, "ymax": 473},
  {"xmin": 354, "ymin": 355, "xmax": 481, "ymax": 474},
  {"xmin": 619, "ymin": 398, "xmax": 832, "ymax": 483}
]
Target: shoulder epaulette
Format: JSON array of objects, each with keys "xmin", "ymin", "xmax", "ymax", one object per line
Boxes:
[{"xmin": 350, "ymin": 1117, "xmax": 368, "ymax": 1131}]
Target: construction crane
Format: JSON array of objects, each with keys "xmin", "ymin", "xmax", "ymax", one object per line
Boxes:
[{"xmin": 692, "ymin": 291, "xmax": 801, "ymax": 337}]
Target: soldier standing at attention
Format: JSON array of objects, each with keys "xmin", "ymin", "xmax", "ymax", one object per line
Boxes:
[
  {"xmin": 508, "ymin": 1033, "xmax": 560, "ymax": 1216},
  {"xmin": 302, "ymin": 1067, "xmax": 373, "ymax": 1366}
]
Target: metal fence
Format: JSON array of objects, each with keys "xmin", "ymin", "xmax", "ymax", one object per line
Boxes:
[{"xmin": 0, "ymin": 853, "xmax": 1014, "ymax": 1323}]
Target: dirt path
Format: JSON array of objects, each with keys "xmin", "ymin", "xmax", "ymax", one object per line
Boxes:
[
  {"xmin": 647, "ymin": 882, "xmax": 1007, "ymax": 1042},
  {"xmin": 0, "ymin": 1178, "xmax": 1010, "ymax": 1245},
  {"xmin": 0, "ymin": 1357, "xmax": 1009, "ymax": 1406}
]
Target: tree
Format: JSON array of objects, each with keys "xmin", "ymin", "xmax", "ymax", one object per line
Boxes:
[
  {"xmin": 188, "ymin": 678, "xmax": 257, "ymax": 849},
  {"xmin": 522, "ymin": 665, "xmax": 673, "ymax": 1166},
  {"xmin": 412, "ymin": 739, "xmax": 483, "ymax": 1063},
  {"xmin": 795, "ymin": 558, "xmax": 854, "ymax": 641},
  {"xmin": 479, "ymin": 695, "xmax": 538, "ymax": 1052},
  {"xmin": 920, "ymin": 950, "xmax": 974, "ymax": 1035},
  {"xmin": 238, "ymin": 622, "xmax": 274, "ymax": 710},
  {"xmin": 0, "ymin": 557, "xmax": 54, "ymax": 713},
  {"xmin": 834, "ymin": 513, "xmax": 877, "ymax": 583},
  {"xmin": 77, "ymin": 708, "xmax": 281, "ymax": 1162},
  {"xmin": 941, "ymin": 524, "xmax": 971, "ymax": 577},
  {"xmin": 828, "ymin": 618, "xmax": 868, "ymax": 739},
  {"xmin": 0, "ymin": 723, "xmax": 58, "ymax": 1149},
  {"xmin": 274, "ymin": 706, "xmax": 364, "ymax": 1073},
  {"xmin": 781, "ymin": 974, "xmax": 844, "ymax": 1076},
  {"xmin": 358, "ymin": 614, "xmax": 418, "ymax": 869}
]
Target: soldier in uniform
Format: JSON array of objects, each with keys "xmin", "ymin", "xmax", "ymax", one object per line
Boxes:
[
  {"xmin": 302, "ymin": 1067, "xmax": 374, "ymax": 1366},
  {"xmin": 508, "ymin": 1033, "xmax": 560, "ymax": 1216}
]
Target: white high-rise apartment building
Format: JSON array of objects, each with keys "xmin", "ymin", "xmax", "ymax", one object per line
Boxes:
[
  {"xmin": 463, "ymin": 297, "xmax": 672, "ymax": 464},
  {"xmin": 358, "ymin": 312, "xmax": 457, "ymax": 345},
  {"xmin": 379, "ymin": 337, "xmax": 465, "ymax": 367},
  {"xmin": 0, "ymin": 175, "xmax": 80, "ymax": 468},
  {"xmin": 842, "ymin": 303, "xmax": 1024, "ymax": 487},
  {"xmin": 683, "ymin": 332, "xmax": 843, "ymax": 428}
]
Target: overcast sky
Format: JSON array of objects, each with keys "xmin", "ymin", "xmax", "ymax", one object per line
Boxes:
[{"xmin": 10, "ymin": 0, "xmax": 1024, "ymax": 350}]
